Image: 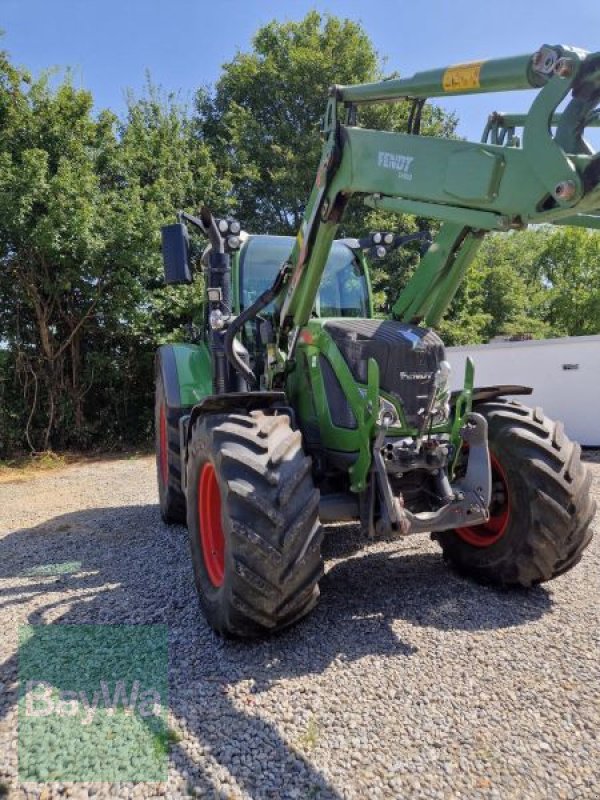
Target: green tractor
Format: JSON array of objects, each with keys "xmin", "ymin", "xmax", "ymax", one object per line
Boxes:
[{"xmin": 156, "ymin": 44, "xmax": 599, "ymax": 637}]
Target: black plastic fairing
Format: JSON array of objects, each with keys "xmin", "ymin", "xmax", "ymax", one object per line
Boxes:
[{"xmin": 323, "ymin": 319, "xmax": 445, "ymax": 428}]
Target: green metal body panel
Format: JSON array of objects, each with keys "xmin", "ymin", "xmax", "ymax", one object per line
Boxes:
[
  {"xmin": 170, "ymin": 342, "xmax": 213, "ymax": 407},
  {"xmin": 328, "ymin": 126, "xmax": 575, "ymax": 220},
  {"xmin": 285, "ymin": 321, "xmax": 379, "ymax": 492}
]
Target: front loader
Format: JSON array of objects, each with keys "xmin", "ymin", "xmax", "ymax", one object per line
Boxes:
[{"xmin": 156, "ymin": 44, "xmax": 599, "ymax": 637}]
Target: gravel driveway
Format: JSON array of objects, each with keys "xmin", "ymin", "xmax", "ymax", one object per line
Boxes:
[{"xmin": 1, "ymin": 454, "xmax": 599, "ymax": 799}]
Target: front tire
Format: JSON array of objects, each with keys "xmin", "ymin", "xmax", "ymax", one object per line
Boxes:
[
  {"xmin": 436, "ymin": 400, "xmax": 595, "ymax": 587},
  {"xmin": 187, "ymin": 410, "xmax": 323, "ymax": 637}
]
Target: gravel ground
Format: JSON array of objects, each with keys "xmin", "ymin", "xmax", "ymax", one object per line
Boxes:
[{"xmin": 0, "ymin": 454, "xmax": 599, "ymax": 799}]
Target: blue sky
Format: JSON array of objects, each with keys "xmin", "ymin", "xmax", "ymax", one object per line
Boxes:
[{"xmin": 2, "ymin": 0, "xmax": 599, "ymax": 143}]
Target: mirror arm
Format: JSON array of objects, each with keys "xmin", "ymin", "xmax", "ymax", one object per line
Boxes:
[{"xmin": 178, "ymin": 207, "xmax": 224, "ymax": 253}]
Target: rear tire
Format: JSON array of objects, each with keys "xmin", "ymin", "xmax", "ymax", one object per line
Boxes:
[
  {"xmin": 435, "ymin": 400, "xmax": 595, "ymax": 587},
  {"xmin": 187, "ymin": 409, "xmax": 323, "ymax": 637},
  {"xmin": 155, "ymin": 370, "xmax": 188, "ymax": 524}
]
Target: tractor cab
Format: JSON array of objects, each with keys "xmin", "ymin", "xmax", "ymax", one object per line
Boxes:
[
  {"xmin": 237, "ymin": 235, "xmax": 373, "ymax": 319},
  {"xmin": 236, "ymin": 234, "xmax": 373, "ymax": 375}
]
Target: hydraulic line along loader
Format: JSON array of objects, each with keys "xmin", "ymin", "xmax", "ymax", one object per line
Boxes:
[{"xmin": 157, "ymin": 44, "xmax": 599, "ymax": 637}]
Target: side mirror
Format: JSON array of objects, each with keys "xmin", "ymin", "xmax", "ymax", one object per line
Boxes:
[{"xmin": 161, "ymin": 223, "xmax": 192, "ymax": 285}]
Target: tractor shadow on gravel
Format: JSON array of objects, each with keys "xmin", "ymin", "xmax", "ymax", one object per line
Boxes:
[
  {"xmin": 0, "ymin": 504, "xmax": 553, "ymax": 798},
  {"xmin": 319, "ymin": 524, "xmax": 554, "ymax": 635}
]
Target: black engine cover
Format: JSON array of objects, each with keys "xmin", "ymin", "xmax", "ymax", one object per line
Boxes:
[{"xmin": 323, "ymin": 319, "xmax": 445, "ymax": 428}]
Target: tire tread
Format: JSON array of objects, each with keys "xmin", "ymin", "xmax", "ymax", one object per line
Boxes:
[
  {"xmin": 436, "ymin": 400, "xmax": 595, "ymax": 586},
  {"xmin": 186, "ymin": 410, "xmax": 322, "ymax": 637}
]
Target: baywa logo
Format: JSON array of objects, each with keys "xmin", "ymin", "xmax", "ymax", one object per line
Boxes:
[
  {"xmin": 18, "ymin": 624, "xmax": 168, "ymax": 781},
  {"xmin": 378, "ymin": 151, "xmax": 414, "ymax": 181},
  {"xmin": 24, "ymin": 679, "xmax": 163, "ymax": 726}
]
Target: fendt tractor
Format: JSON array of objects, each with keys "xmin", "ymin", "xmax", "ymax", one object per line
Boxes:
[{"xmin": 156, "ymin": 45, "xmax": 599, "ymax": 637}]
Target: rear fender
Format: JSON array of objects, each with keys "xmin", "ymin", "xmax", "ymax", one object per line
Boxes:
[{"xmin": 157, "ymin": 342, "xmax": 214, "ymax": 496}]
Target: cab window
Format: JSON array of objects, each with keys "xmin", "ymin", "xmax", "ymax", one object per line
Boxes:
[
  {"xmin": 239, "ymin": 235, "xmax": 370, "ymax": 318},
  {"xmin": 315, "ymin": 247, "xmax": 370, "ymax": 318}
]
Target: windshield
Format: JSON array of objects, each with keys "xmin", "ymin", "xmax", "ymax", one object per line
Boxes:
[{"xmin": 239, "ymin": 235, "xmax": 370, "ymax": 318}]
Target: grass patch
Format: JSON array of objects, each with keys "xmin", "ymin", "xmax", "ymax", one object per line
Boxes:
[
  {"xmin": 0, "ymin": 451, "xmax": 67, "ymax": 482},
  {"xmin": 152, "ymin": 726, "xmax": 183, "ymax": 758},
  {"xmin": 298, "ymin": 716, "xmax": 320, "ymax": 751},
  {"xmin": 0, "ymin": 448, "xmax": 152, "ymax": 483}
]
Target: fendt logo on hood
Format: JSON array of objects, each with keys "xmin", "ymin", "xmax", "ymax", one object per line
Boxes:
[{"xmin": 378, "ymin": 151, "xmax": 414, "ymax": 181}]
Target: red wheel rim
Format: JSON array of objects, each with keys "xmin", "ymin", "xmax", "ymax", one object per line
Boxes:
[
  {"xmin": 455, "ymin": 453, "xmax": 510, "ymax": 547},
  {"xmin": 198, "ymin": 463, "xmax": 225, "ymax": 587},
  {"xmin": 159, "ymin": 404, "xmax": 169, "ymax": 486}
]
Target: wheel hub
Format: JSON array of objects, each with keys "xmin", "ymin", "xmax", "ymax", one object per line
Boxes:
[{"xmin": 198, "ymin": 463, "xmax": 225, "ymax": 586}]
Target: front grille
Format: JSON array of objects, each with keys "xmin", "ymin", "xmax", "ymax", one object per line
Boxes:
[{"xmin": 323, "ymin": 319, "xmax": 444, "ymax": 428}]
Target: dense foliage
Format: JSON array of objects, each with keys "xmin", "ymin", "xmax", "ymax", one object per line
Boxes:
[
  {"xmin": 0, "ymin": 63, "xmax": 220, "ymax": 452},
  {"xmin": 0, "ymin": 14, "xmax": 599, "ymax": 455}
]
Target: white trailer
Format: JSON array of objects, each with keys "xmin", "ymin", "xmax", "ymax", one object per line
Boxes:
[{"xmin": 447, "ymin": 335, "xmax": 600, "ymax": 447}]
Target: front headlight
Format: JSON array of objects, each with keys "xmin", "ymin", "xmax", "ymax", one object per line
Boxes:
[
  {"xmin": 432, "ymin": 360, "xmax": 452, "ymax": 423},
  {"xmin": 378, "ymin": 395, "xmax": 399, "ymax": 426}
]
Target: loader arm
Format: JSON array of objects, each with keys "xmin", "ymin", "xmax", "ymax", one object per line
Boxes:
[{"xmin": 275, "ymin": 44, "xmax": 600, "ymax": 349}]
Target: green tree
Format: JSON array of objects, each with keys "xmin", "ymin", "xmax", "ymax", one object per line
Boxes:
[
  {"xmin": 0, "ymin": 69, "xmax": 117, "ymax": 449},
  {"xmin": 435, "ymin": 226, "xmax": 600, "ymax": 346},
  {"xmin": 535, "ymin": 227, "xmax": 600, "ymax": 336},
  {"xmin": 437, "ymin": 256, "xmax": 492, "ymax": 346},
  {"xmin": 477, "ymin": 230, "xmax": 551, "ymax": 340},
  {"xmin": 0, "ymin": 53, "xmax": 221, "ymax": 452},
  {"xmin": 437, "ymin": 230, "xmax": 552, "ymax": 345}
]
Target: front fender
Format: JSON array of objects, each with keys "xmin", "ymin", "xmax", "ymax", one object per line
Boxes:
[
  {"xmin": 156, "ymin": 343, "xmax": 213, "ymax": 410},
  {"xmin": 451, "ymin": 384, "xmax": 532, "ymax": 407}
]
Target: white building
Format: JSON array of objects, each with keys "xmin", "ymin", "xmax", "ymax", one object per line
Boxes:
[{"xmin": 447, "ymin": 335, "xmax": 600, "ymax": 447}]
